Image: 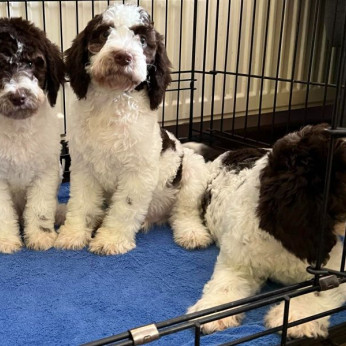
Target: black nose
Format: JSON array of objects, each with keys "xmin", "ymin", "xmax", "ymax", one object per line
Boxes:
[
  {"xmin": 114, "ymin": 52, "xmax": 133, "ymax": 66},
  {"xmin": 9, "ymin": 91, "xmax": 27, "ymax": 106}
]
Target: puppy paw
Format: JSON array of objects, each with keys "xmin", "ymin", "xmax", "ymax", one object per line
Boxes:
[
  {"xmin": 265, "ymin": 304, "xmax": 329, "ymax": 339},
  {"xmin": 89, "ymin": 227, "xmax": 136, "ymax": 255},
  {"xmin": 0, "ymin": 235, "xmax": 23, "ymax": 254},
  {"xmin": 25, "ymin": 228, "xmax": 57, "ymax": 251},
  {"xmin": 187, "ymin": 300, "xmax": 243, "ymax": 334},
  {"xmin": 55, "ymin": 224, "xmax": 90, "ymax": 250},
  {"xmin": 174, "ymin": 225, "xmax": 213, "ymax": 249}
]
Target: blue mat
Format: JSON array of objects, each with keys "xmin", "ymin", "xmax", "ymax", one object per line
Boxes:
[{"xmin": 0, "ymin": 183, "xmax": 344, "ymax": 346}]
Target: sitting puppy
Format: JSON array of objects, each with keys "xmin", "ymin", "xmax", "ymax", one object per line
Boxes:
[
  {"xmin": 0, "ymin": 18, "xmax": 65, "ymax": 253},
  {"xmin": 55, "ymin": 4, "xmax": 184, "ymax": 255},
  {"xmin": 170, "ymin": 124, "xmax": 346, "ymax": 338}
]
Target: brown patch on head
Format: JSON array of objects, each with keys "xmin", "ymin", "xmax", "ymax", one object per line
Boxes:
[
  {"xmin": 0, "ymin": 17, "xmax": 65, "ymax": 107},
  {"xmin": 257, "ymin": 124, "xmax": 346, "ymax": 264},
  {"xmin": 65, "ymin": 15, "xmax": 104, "ymax": 99}
]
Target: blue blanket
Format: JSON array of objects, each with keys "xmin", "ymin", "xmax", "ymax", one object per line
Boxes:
[{"xmin": 0, "ymin": 183, "xmax": 344, "ymax": 345}]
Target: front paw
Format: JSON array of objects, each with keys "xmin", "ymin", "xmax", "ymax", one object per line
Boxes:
[
  {"xmin": 89, "ymin": 227, "xmax": 136, "ymax": 255},
  {"xmin": 55, "ymin": 224, "xmax": 91, "ymax": 250},
  {"xmin": 0, "ymin": 234, "xmax": 23, "ymax": 254},
  {"xmin": 174, "ymin": 223, "xmax": 213, "ymax": 249},
  {"xmin": 25, "ymin": 227, "xmax": 57, "ymax": 251},
  {"xmin": 187, "ymin": 299, "xmax": 243, "ymax": 334},
  {"xmin": 265, "ymin": 303, "xmax": 329, "ymax": 339}
]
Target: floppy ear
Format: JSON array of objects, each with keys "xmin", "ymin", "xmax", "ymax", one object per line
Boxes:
[
  {"xmin": 44, "ymin": 39, "xmax": 65, "ymax": 106},
  {"xmin": 147, "ymin": 31, "xmax": 172, "ymax": 110},
  {"xmin": 65, "ymin": 15, "xmax": 102, "ymax": 99},
  {"xmin": 257, "ymin": 124, "xmax": 346, "ymax": 264}
]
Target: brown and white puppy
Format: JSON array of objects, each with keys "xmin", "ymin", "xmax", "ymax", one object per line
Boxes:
[
  {"xmin": 55, "ymin": 4, "xmax": 184, "ymax": 255},
  {"xmin": 0, "ymin": 17, "xmax": 65, "ymax": 253}
]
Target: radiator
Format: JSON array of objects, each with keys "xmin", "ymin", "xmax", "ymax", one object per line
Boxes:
[{"xmin": 0, "ymin": 0, "xmax": 337, "ymax": 134}]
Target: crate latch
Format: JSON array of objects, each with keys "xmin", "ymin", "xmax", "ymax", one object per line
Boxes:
[
  {"xmin": 319, "ymin": 275, "xmax": 339, "ymax": 291},
  {"xmin": 130, "ymin": 324, "xmax": 159, "ymax": 345}
]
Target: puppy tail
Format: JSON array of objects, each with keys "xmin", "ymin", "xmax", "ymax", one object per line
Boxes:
[
  {"xmin": 55, "ymin": 203, "xmax": 67, "ymax": 226},
  {"xmin": 183, "ymin": 142, "xmax": 224, "ymax": 162}
]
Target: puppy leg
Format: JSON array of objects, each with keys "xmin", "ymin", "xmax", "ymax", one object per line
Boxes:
[
  {"xmin": 89, "ymin": 167, "xmax": 159, "ymax": 255},
  {"xmin": 23, "ymin": 168, "xmax": 60, "ymax": 250},
  {"xmin": 55, "ymin": 168, "xmax": 103, "ymax": 250},
  {"xmin": 170, "ymin": 152, "xmax": 212, "ymax": 249},
  {"xmin": 0, "ymin": 180, "xmax": 22, "ymax": 253},
  {"xmin": 187, "ymin": 254, "xmax": 264, "ymax": 334},
  {"xmin": 265, "ymin": 284, "xmax": 346, "ymax": 339}
]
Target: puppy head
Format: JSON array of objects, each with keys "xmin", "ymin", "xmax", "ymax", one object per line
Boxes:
[
  {"xmin": 0, "ymin": 18, "xmax": 65, "ymax": 119},
  {"xmin": 257, "ymin": 123, "xmax": 346, "ymax": 264},
  {"xmin": 65, "ymin": 4, "xmax": 171, "ymax": 110}
]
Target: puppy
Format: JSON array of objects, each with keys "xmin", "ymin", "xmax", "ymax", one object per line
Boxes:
[
  {"xmin": 171, "ymin": 124, "xmax": 346, "ymax": 338},
  {"xmin": 55, "ymin": 4, "xmax": 184, "ymax": 255},
  {"xmin": 0, "ymin": 18, "xmax": 65, "ymax": 253}
]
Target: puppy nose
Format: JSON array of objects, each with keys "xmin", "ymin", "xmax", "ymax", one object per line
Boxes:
[
  {"xmin": 114, "ymin": 52, "xmax": 133, "ymax": 66},
  {"xmin": 9, "ymin": 91, "xmax": 26, "ymax": 106}
]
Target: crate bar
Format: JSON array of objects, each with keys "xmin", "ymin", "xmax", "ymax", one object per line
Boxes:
[
  {"xmin": 231, "ymin": 0, "xmax": 243, "ymax": 134},
  {"xmin": 322, "ymin": 0, "xmax": 339, "ymax": 120},
  {"xmin": 280, "ymin": 296, "xmax": 290, "ymax": 346},
  {"xmin": 161, "ymin": 0, "xmax": 168, "ymax": 128},
  {"xmin": 220, "ymin": 0, "xmax": 232, "ymax": 133},
  {"xmin": 42, "ymin": 0, "xmax": 46, "ymax": 31},
  {"xmin": 257, "ymin": 0, "xmax": 270, "ymax": 139},
  {"xmin": 342, "ymin": 235, "xmax": 346, "ymax": 272},
  {"xmin": 287, "ymin": 0, "xmax": 302, "ymax": 130},
  {"xmin": 221, "ymin": 305, "xmax": 346, "ymax": 346},
  {"xmin": 243, "ymin": 0, "xmax": 257, "ymax": 138},
  {"xmin": 271, "ymin": 0, "xmax": 286, "ymax": 141},
  {"xmin": 174, "ymin": 0, "xmax": 184, "ymax": 137},
  {"xmin": 209, "ymin": 0, "xmax": 220, "ymax": 132},
  {"xmin": 24, "ymin": 0, "xmax": 28, "ymax": 19},
  {"xmin": 75, "ymin": 0, "xmax": 79, "ymax": 33},
  {"xmin": 194, "ymin": 323, "xmax": 201, "ymax": 346},
  {"xmin": 303, "ymin": 0, "xmax": 320, "ymax": 123},
  {"xmin": 6, "ymin": 0, "xmax": 10, "ymax": 16},
  {"xmin": 198, "ymin": 0, "xmax": 209, "ymax": 137},
  {"xmin": 194, "ymin": 70, "xmax": 337, "ymax": 88}
]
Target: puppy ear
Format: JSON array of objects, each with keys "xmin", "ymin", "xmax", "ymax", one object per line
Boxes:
[
  {"xmin": 147, "ymin": 31, "xmax": 172, "ymax": 110},
  {"xmin": 257, "ymin": 124, "xmax": 346, "ymax": 264},
  {"xmin": 44, "ymin": 39, "xmax": 65, "ymax": 107},
  {"xmin": 65, "ymin": 15, "xmax": 102, "ymax": 99}
]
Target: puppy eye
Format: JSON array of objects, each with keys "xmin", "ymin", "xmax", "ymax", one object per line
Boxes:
[
  {"xmin": 140, "ymin": 36, "xmax": 147, "ymax": 47},
  {"xmin": 23, "ymin": 60, "xmax": 33, "ymax": 68},
  {"xmin": 100, "ymin": 30, "xmax": 109, "ymax": 40}
]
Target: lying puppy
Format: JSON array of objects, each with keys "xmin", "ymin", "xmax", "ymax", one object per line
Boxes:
[
  {"xmin": 0, "ymin": 18, "xmax": 65, "ymax": 253},
  {"xmin": 55, "ymin": 4, "xmax": 184, "ymax": 254},
  {"xmin": 171, "ymin": 124, "xmax": 346, "ymax": 338}
]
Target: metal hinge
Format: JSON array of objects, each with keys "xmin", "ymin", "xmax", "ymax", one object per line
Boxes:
[
  {"xmin": 130, "ymin": 324, "xmax": 159, "ymax": 345},
  {"xmin": 319, "ymin": 275, "xmax": 340, "ymax": 291}
]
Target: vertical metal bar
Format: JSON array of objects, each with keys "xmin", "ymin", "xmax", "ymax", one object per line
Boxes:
[
  {"xmin": 24, "ymin": 0, "xmax": 28, "ymax": 20},
  {"xmin": 59, "ymin": 0, "xmax": 67, "ymax": 135},
  {"xmin": 220, "ymin": 0, "xmax": 232, "ymax": 133},
  {"xmin": 92, "ymin": 0, "xmax": 95, "ymax": 18},
  {"xmin": 75, "ymin": 0, "xmax": 79, "ymax": 34},
  {"xmin": 287, "ymin": 0, "xmax": 302, "ymax": 131},
  {"xmin": 209, "ymin": 0, "xmax": 220, "ymax": 132},
  {"xmin": 304, "ymin": 0, "xmax": 320, "ymax": 123},
  {"xmin": 161, "ymin": 0, "xmax": 169, "ymax": 128},
  {"xmin": 198, "ymin": 0, "xmax": 209, "ymax": 137},
  {"xmin": 194, "ymin": 323, "xmax": 201, "ymax": 346},
  {"xmin": 341, "ymin": 233, "xmax": 346, "ymax": 272},
  {"xmin": 7, "ymin": 1, "xmax": 10, "ymax": 17},
  {"xmin": 244, "ymin": 0, "xmax": 257, "ymax": 138},
  {"xmin": 42, "ymin": 0, "xmax": 46, "ymax": 32},
  {"xmin": 280, "ymin": 297, "xmax": 290, "ymax": 346},
  {"xmin": 271, "ymin": 0, "xmax": 286, "ymax": 141},
  {"xmin": 188, "ymin": 0, "xmax": 199, "ymax": 140},
  {"xmin": 257, "ymin": 0, "xmax": 271, "ymax": 134},
  {"xmin": 322, "ymin": 0, "xmax": 339, "ymax": 120},
  {"xmin": 175, "ymin": 0, "xmax": 184, "ymax": 137},
  {"xmin": 231, "ymin": 0, "xmax": 244, "ymax": 134},
  {"xmin": 151, "ymin": 0, "xmax": 154, "ymax": 20}
]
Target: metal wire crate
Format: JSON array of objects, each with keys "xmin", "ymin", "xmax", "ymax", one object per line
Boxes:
[{"xmin": 1, "ymin": 0, "xmax": 345, "ymax": 345}]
